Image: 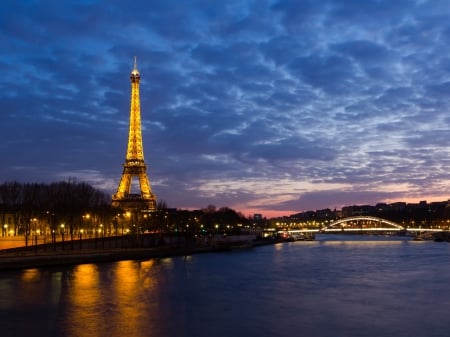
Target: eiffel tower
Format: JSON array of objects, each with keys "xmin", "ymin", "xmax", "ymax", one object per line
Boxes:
[{"xmin": 112, "ymin": 57, "xmax": 157, "ymax": 212}]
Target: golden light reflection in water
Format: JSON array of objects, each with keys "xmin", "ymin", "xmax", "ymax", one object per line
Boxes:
[
  {"xmin": 114, "ymin": 260, "xmax": 140, "ymax": 299},
  {"xmin": 274, "ymin": 243, "xmax": 284, "ymax": 251},
  {"xmin": 62, "ymin": 264, "xmax": 104, "ymax": 337},
  {"xmin": 159, "ymin": 257, "xmax": 174, "ymax": 267},
  {"xmin": 140, "ymin": 260, "xmax": 156, "ymax": 289},
  {"xmin": 21, "ymin": 268, "xmax": 41, "ymax": 282},
  {"xmin": 111, "ymin": 260, "xmax": 151, "ymax": 335},
  {"xmin": 70, "ymin": 264, "xmax": 100, "ymax": 307},
  {"xmin": 0, "ymin": 269, "xmax": 43, "ymax": 311},
  {"xmin": 320, "ymin": 239, "xmax": 406, "ymax": 247},
  {"xmin": 17, "ymin": 268, "xmax": 49, "ymax": 307},
  {"xmin": 61, "ymin": 260, "xmax": 165, "ymax": 337}
]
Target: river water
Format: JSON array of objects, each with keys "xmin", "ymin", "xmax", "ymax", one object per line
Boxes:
[{"xmin": 1, "ymin": 235, "xmax": 449, "ymax": 337}]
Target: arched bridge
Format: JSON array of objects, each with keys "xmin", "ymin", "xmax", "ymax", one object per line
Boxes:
[
  {"xmin": 324, "ymin": 216, "xmax": 404, "ymax": 232},
  {"xmin": 281, "ymin": 216, "xmax": 444, "ymax": 235}
]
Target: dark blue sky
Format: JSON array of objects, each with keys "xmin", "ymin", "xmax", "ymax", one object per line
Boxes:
[{"xmin": 2, "ymin": 0, "xmax": 450, "ymax": 217}]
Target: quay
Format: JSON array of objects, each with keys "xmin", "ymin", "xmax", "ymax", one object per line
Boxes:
[{"xmin": 0, "ymin": 234, "xmax": 282, "ymax": 271}]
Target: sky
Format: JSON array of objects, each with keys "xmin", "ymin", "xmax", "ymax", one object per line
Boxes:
[{"xmin": 2, "ymin": 0, "xmax": 450, "ymax": 218}]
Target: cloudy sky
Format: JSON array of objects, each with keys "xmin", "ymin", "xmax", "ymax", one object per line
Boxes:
[{"xmin": 2, "ymin": 0, "xmax": 450, "ymax": 217}]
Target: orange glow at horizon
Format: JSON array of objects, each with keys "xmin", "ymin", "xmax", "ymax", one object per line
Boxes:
[{"xmin": 237, "ymin": 194, "xmax": 450, "ymax": 219}]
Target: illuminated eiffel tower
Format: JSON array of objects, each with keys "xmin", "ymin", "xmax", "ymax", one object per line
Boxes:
[{"xmin": 112, "ymin": 57, "xmax": 157, "ymax": 212}]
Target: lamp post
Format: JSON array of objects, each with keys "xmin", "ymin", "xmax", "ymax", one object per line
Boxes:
[
  {"xmin": 79, "ymin": 229, "xmax": 83, "ymax": 249},
  {"xmin": 100, "ymin": 224, "xmax": 104, "ymax": 248},
  {"xmin": 52, "ymin": 230, "xmax": 56, "ymax": 250},
  {"xmin": 36, "ymin": 229, "xmax": 40, "ymax": 246},
  {"xmin": 32, "ymin": 218, "xmax": 38, "ymax": 247},
  {"xmin": 61, "ymin": 224, "xmax": 65, "ymax": 250},
  {"xmin": 83, "ymin": 214, "xmax": 91, "ymax": 238}
]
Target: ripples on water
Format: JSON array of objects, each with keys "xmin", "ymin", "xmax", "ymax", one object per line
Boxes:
[{"xmin": 1, "ymin": 235, "xmax": 450, "ymax": 337}]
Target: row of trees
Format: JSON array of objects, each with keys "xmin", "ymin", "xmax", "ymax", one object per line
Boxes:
[
  {"xmin": 0, "ymin": 180, "xmax": 254, "ymax": 240},
  {"xmin": 150, "ymin": 205, "xmax": 251, "ymax": 235},
  {"xmin": 0, "ymin": 180, "xmax": 113, "ymax": 238}
]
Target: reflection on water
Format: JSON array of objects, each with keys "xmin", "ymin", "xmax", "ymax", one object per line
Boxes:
[
  {"xmin": 21, "ymin": 268, "xmax": 41, "ymax": 282},
  {"xmin": 56, "ymin": 260, "xmax": 169, "ymax": 337},
  {"xmin": 61, "ymin": 264, "xmax": 102, "ymax": 337},
  {"xmin": 1, "ymin": 235, "xmax": 450, "ymax": 337}
]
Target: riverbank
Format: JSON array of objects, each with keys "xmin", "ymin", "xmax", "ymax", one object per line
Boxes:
[{"xmin": 0, "ymin": 237, "xmax": 282, "ymax": 271}]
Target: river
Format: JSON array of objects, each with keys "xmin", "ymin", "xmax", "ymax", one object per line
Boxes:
[{"xmin": 1, "ymin": 234, "xmax": 449, "ymax": 337}]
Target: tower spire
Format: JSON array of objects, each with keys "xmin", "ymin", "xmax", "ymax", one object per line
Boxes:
[
  {"xmin": 132, "ymin": 56, "xmax": 139, "ymax": 76},
  {"xmin": 112, "ymin": 58, "xmax": 157, "ymax": 212}
]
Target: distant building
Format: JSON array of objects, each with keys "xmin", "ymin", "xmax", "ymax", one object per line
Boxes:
[
  {"xmin": 253, "ymin": 214, "xmax": 263, "ymax": 221},
  {"xmin": 341, "ymin": 205, "xmax": 373, "ymax": 217},
  {"xmin": 389, "ymin": 202, "xmax": 407, "ymax": 211},
  {"xmin": 0, "ymin": 212, "xmax": 17, "ymax": 236}
]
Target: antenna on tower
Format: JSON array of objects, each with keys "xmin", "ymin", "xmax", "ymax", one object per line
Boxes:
[{"xmin": 131, "ymin": 56, "xmax": 140, "ymax": 77}]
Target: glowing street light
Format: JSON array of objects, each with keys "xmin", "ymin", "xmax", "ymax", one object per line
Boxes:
[{"xmin": 60, "ymin": 223, "xmax": 65, "ymax": 249}]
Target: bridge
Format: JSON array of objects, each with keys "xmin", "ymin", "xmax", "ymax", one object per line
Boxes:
[{"xmin": 280, "ymin": 216, "xmax": 445, "ymax": 236}]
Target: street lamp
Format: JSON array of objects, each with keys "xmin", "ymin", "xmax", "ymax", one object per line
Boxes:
[
  {"xmin": 83, "ymin": 214, "xmax": 91, "ymax": 237},
  {"xmin": 32, "ymin": 218, "xmax": 38, "ymax": 246},
  {"xmin": 99, "ymin": 224, "xmax": 104, "ymax": 248},
  {"xmin": 61, "ymin": 223, "xmax": 65, "ymax": 249}
]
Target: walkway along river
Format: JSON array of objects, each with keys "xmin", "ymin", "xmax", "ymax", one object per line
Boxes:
[{"xmin": 0, "ymin": 233, "xmax": 267, "ymax": 270}]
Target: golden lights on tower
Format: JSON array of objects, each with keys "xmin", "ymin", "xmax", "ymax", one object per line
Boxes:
[{"xmin": 112, "ymin": 57, "xmax": 157, "ymax": 212}]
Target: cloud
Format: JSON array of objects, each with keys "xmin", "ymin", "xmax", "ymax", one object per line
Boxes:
[{"xmin": 1, "ymin": 0, "xmax": 450, "ymax": 217}]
